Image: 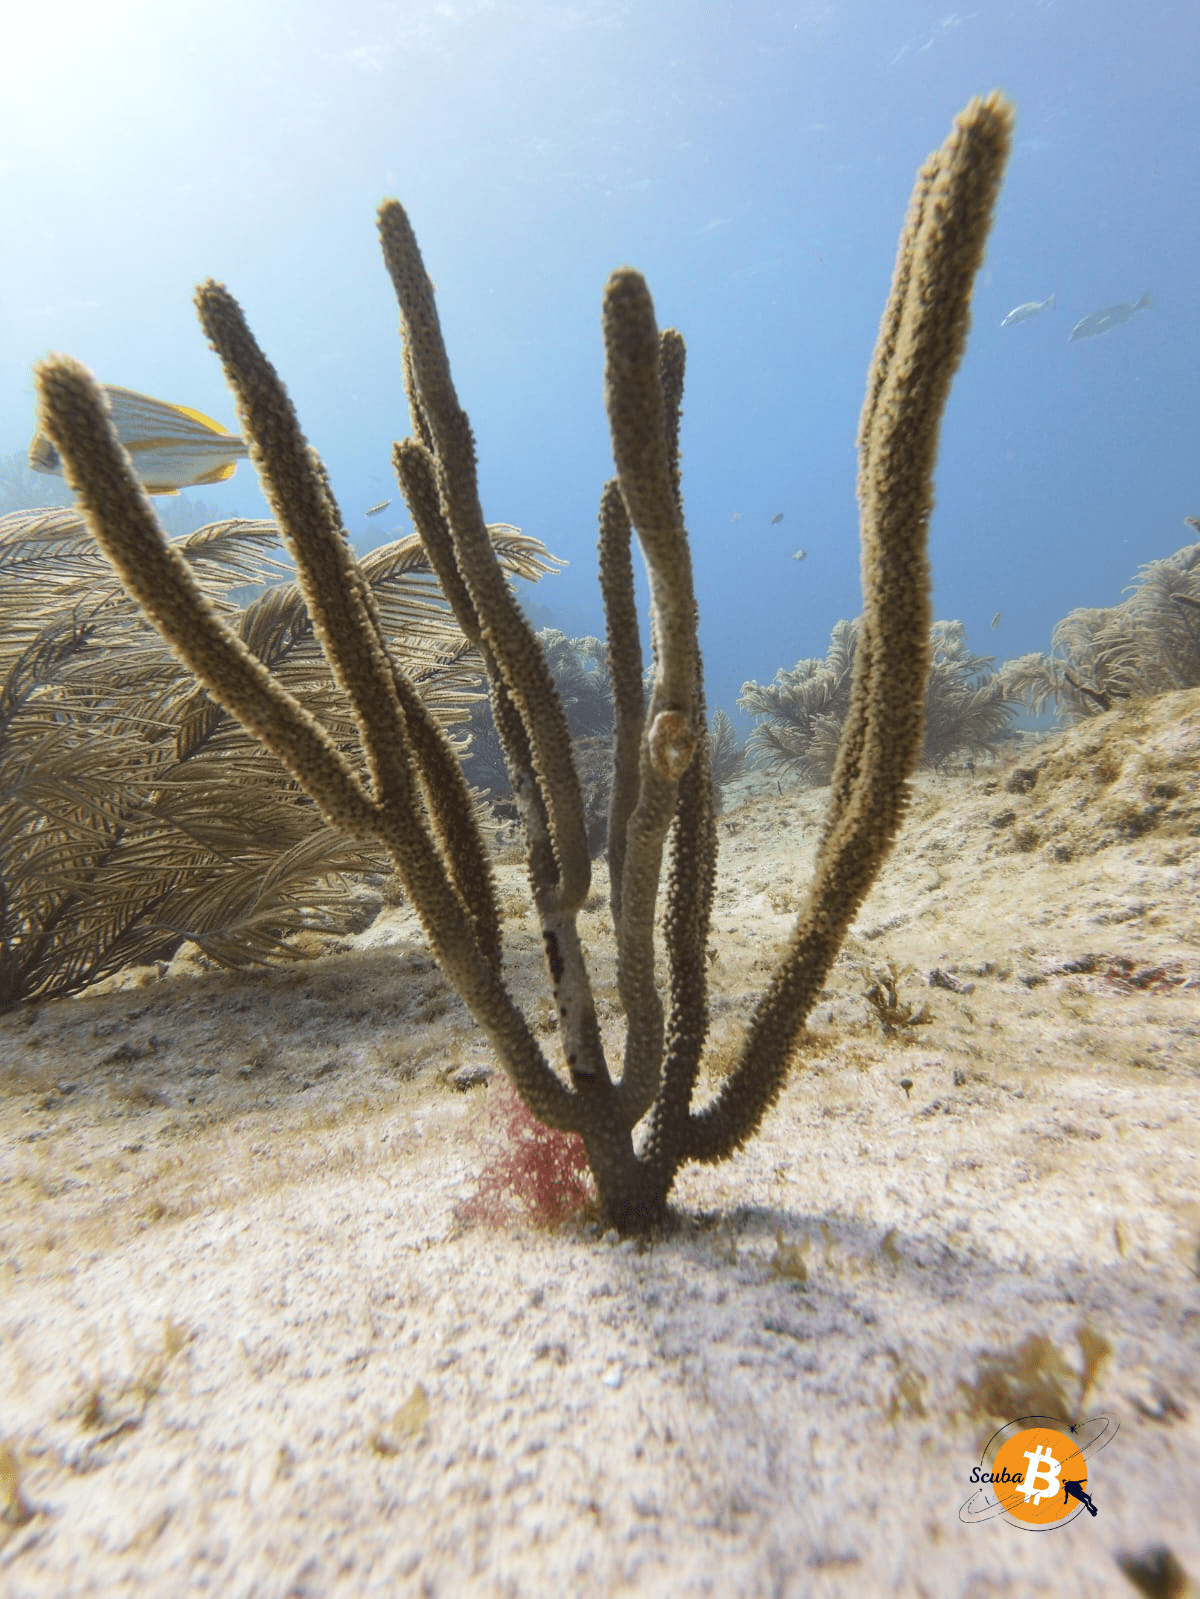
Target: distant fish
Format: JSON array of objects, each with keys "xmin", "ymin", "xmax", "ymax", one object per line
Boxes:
[
  {"xmin": 30, "ymin": 385, "xmax": 248, "ymax": 495},
  {"xmin": 1069, "ymin": 292, "xmax": 1152, "ymax": 343},
  {"xmin": 991, "ymin": 610, "xmax": 1002, "ymax": 629},
  {"xmin": 364, "ymin": 499, "xmax": 391, "ymax": 518},
  {"xmin": 1000, "ymin": 292, "xmax": 1055, "ymax": 328},
  {"xmin": 770, "ymin": 511, "xmax": 784, "ymax": 525},
  {"xmin": 791, "ymin": 548, "xmax": 807, "ymax": 562},
  {"xmin": 729, "ymin": 511, "xmax": 743, "ymax": 524}
]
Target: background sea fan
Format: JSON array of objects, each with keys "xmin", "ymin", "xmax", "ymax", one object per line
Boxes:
[
  {"xmin": 739, "ymin": 618, "xmax": 1020, "ymax": 785},
  {"xmin": 708, "ymin": 708, "xmax": 745, "ymax": 795},
  {"xmin": 738, "ymin": 618, "xmax": 857, "ymax": 785},
  {"xmin": 921, "ymin": 620, "xmax": 1023, "ymax": 767},
  {"xmin": 1003, "ymin": 527, "xmax": 1200, "ymax": 721},
  {"xmin": 0, "ymin": 507, "xmax": 558, "ymax": 1009}
]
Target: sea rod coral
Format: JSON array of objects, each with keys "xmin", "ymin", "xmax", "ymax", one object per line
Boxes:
[{"xmin": 33, "ymin": 92, "xmax": 1013, "ymax": 1233}]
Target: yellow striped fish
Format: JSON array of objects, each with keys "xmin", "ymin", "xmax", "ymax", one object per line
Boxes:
[{"xmin": 30, "ymin": 385, "xmax": 249, "ymax": 495}]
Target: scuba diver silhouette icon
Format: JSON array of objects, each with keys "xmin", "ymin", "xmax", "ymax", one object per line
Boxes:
[{"xmin": 1062, "ymin": 1480, "xmax": 1098, "ymax": 1517}]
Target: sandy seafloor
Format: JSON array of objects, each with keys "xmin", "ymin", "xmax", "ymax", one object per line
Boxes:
[{"xmin": 2, "ymin": 689, "xmax": 1199, "ymax": 1598}]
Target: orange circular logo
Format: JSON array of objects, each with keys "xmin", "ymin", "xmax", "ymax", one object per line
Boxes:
[{"xmin": 987, "ymin": 1426, "xmax": 1088, "ymax": 1526}]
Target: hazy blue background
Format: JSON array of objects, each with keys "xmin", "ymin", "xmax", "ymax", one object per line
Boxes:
[{"xmin": 2, "ymin": 0, "xmax": 1196, "ymax": 728}]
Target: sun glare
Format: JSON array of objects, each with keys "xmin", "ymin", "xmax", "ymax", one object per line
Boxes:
[{"xmin": 0, "ymin": 1, "xmax": 176, "ymax": 130}]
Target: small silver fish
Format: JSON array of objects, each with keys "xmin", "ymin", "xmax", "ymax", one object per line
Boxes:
[
  {"xmin": 791, "ymin": 548, "xmax": 807, "ymax": 562},
  {"xmin": 770, "ymin": 512, "xmax": 784, "ymax": 525},
  {"xmin": 1000, "ymin": 292, "xmax": 1055, "ymax": 328},
  {"xmin": 991, "ymin": 610, "xmax": 1002, "ymax": 629},
  {"xmin": 729, "ymin": 510, "xmax": 743, "ymax": 524},
  {"xmin": 1069, "ymin": 292, "xmax": 1152, "ymax": 343},
  {"xmin": 30, "ymin": 385, "xmax": 248, "ymax": 495},
  {"xmin": 364, "ymin": 499, "xmax": 391, "ymax": 517}
]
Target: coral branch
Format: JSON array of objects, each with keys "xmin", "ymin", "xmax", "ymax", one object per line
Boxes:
[{"xmin": 33, "ymin": 94, "xmax": 1013, "ymax": 1233}]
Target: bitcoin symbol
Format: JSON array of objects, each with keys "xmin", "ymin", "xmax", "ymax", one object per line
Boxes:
[
  {"xmin": 1019, "ymin": 1443, "xmax": 1062, "ymax": 1506},
  {"xmin": 990, "ymin": 1426, "xmax": 1084, "ymax": 1526}
]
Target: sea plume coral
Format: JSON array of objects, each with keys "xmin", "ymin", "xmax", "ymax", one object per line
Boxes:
[
  {"xmin": 740, "ymin": 618, "xmax": 1020, "ymax": 784},
  {"xmin": 0, "ymin": 507, "xmax": 555, "ymax": 1008},
  {"xmin": 707, "ymin": 709, "xmax": 745, "ymax": 798},
  {"xmin": 1004, "ymin": 526, "xmax": 1200, "ymax": 721}
]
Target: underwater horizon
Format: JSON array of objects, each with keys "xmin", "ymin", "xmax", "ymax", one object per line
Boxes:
[{"xmin": 1, "ymin": 0, "xmax": 1196, "ymax": 732}]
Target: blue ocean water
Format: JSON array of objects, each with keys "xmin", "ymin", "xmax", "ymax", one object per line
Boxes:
[{"xmin": 1, "ymin": 0, "xmax": 1196, "ymax": 732}]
